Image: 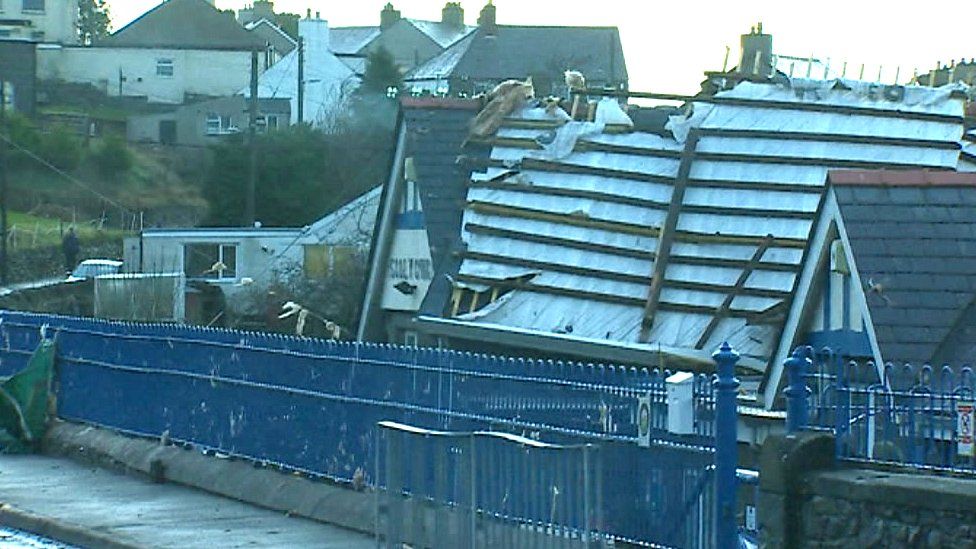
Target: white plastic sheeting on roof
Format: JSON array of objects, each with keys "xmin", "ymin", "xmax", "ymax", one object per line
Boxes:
[{"xmin": 451, "ymin": 79, "xmax": 968, "ymax": 368}]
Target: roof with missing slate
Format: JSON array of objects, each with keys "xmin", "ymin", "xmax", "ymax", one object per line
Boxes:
[
  {"xmin": 829, "ymin": 170, "xmax": 976, "ymax": 365},
  {"xmin": 100, "ymin": 0, "xmax": 265, "ymax": 51}
]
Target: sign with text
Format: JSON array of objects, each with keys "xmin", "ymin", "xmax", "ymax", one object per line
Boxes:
[{"xmin": 958, "ymin": 402, "xmax": 974, "ymax": 458}]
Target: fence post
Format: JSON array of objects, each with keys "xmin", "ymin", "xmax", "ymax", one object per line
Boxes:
[
  {"xmin": 784, "ymin": 347, "xmax": 813, "ymax": 433},
  {"xmin": 712, "ymin": 342, "xmax": 739, "ymax": 549}
]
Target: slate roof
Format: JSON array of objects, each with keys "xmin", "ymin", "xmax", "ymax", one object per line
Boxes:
[
  {"xmin": 407, "ymin": 25, "xmax": 628, "ymax": 84},
  {"xmin": 329, "ymin": 20, "xmax": 475, "ymax": 56},
  {"xmin": 329, "ymin": 27, "xmax": 381, "ymax": 55},
  {"xmin": 394, "ymin": 98, "xmax": 487, "ymax": 316},
  {"xmin": 101, "ymin": 0, "xmax": 265, "ymax": 51},
  {"xmin": 829, "ymin": 170, "xmax": 976, "ymax": 366},
  {"xmin": 245, "ymin": 19, "xmax": 297, "ymax": 56},
  {"xmin": 450, "ymin": 78, "xmax": 967, "ymax": 371}
]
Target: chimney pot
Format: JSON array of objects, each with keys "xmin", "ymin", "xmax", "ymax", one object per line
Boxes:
[
  {"xmin": 381, "ymin": 3, "xmax": 402, "ymax": 30},
  {"xmin": 478, "ymin": 1, "xmax": 497, "ymax": 34}
]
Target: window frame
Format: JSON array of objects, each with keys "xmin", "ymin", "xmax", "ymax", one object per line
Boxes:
[
  {"xmin": 184, "ymin": 242, "xmax": 239, "ymax": 281},
  {"xmin": 22, "ymin": 0, "xmax": 45, "ymax": 13},
  {"xmin": 156, "ymin": 58, "xmax": 175, "ymax": 78}
]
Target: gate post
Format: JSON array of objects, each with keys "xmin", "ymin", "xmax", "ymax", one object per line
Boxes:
[
  {"xmin": 784, "ymin": 347, "xmax": 812, "ymax": 434},
  {"xmin": 713, "ymin": 342, "xmax": 740, "ymax": 549}
]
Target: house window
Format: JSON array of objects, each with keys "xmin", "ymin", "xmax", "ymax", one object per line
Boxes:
[
  {"xmin": 156, "ymin": 58, "xmax": 174, "ymax": 77},
  {"xmin": 403, "ymin": 331, "xmax": 419, "ymax": 347},
  {"xmin": 22, "ymin": 0, "xmax": 44, "ymax": 12},
  {"xmin": 1, "ymin": 82, "xmax": 13, "ymax": 113},
  {"xmin": 266, "ymin": 115, "xmax": 278, "ymax": 130},
  {"xmin": 184, "ymin": 243, "xmax": 237, "ymax": 280},
  {"xmin": 205, "ymin": 113, "xmax": 234, "ymax": 135}
]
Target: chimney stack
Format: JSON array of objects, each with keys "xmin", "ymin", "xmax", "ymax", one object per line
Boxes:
[
  {"xmin": 381, "ymin": 3, "xmax": 401, "ymax": 30},
  {"xmin": 738, "ymin": 22, "xmax": 773, "ymax": 77},
  {"xmin": 442, "ymin": 2, "xmax": 464, "ymax": 28},
  {"xmin": 478, "ymin": 1, "xmax": 497, "ymax": 34}
]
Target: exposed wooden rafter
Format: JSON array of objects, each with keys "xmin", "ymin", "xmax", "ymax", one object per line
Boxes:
[
  {"xmin": 695, "ymin": 236, "xmax": 774, "ymax": 350},
  {"xmin": 640, "ymin": 130, "xmax": 700, "ymax": 342}
]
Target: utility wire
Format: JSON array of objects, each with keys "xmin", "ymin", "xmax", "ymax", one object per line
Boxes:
[{"xmin": 0, "ymin": 131, "xmax": 136, "ymax": 217}]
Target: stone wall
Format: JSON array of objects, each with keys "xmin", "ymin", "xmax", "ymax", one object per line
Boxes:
[{"xmin": 758, "ymin": 434, "xmax": 976, "ymax": 548}]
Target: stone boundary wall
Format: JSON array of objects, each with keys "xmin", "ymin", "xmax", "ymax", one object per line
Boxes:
[{"xmin": 758, "ymin": 434, "xmax": 976, "ymax": 548}]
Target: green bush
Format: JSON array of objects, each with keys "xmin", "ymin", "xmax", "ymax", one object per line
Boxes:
[
  {"xmin": 37, "ymin": 125, "xmax": 82, "ymax": 171},
  {"xmin": 93, "ymin": 135, "xmax": 133, "ymax": 178}
]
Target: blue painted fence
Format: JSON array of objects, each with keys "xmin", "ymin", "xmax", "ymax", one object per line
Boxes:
[
  {"xmin": 787, "ymin": 346, "xmax": 976, "ymax": 474},
  {"xmin": 0, "ymin": 311, "xmax": 744, "ymax": 547}
]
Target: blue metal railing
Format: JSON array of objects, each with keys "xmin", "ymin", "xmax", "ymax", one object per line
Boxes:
[
  {"xmin": 786, "ymin": 346, "xmax": 976, "ymax": 474},
  {"xmin": 0, "ymin": 311, "xmax": 748, "ymax": 547}
]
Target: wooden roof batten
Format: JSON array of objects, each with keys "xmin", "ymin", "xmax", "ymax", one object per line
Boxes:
[
  {"xmin": 695, "ymin": 235, "xmax": 774, "ymax": 350},
  {"xmin": 640, "ymin": 130, "xmax": 701, "ymax": 342}
]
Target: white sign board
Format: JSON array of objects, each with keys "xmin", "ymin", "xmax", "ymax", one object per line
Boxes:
[
  {"xmin": 958, "ymin": 402, "xmax": 975, "ymax": 458},
  {"xmin": 637, "ymin": 394, "xmax": 651, "ymax": 448}
]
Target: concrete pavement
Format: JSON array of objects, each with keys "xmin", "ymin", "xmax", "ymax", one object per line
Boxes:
[{"xmin": 0, "ymin": 455, "xmax": 374, "ymax": 548}]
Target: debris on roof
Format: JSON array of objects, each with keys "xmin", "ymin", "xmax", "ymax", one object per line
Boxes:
[{"xmin": 448, "ymin": 77, "xmax": 968, "ymax": 369}]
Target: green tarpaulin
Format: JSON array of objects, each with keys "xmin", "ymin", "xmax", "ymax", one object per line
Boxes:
[{"xmin": 0, "ymin": 339, "xmax": 55, "ymax": 453}]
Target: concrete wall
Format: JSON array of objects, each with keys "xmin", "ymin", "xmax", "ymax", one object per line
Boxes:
[
  {"xmin": 758, "ymin": 434, "xmax": 976, "ymax": 548},
  {"xmin": 38, "ymin": 46, "xmax": 254, "ymax": 104},
  {"xmin": 0, "ymin": 0, "xmax": 78, "ymax": 44},
  {"xmin": 139, "ymin": 231, "xmax": 308, "ymax": 313},
  {"xmin": 127, "ymin": 96, "xmax": 290, "ymax": 147}
]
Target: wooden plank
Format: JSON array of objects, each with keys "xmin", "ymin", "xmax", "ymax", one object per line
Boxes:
[
  {"xmin": 486, "ymin": 157, "xmax": 676, "ymax": 185},
  {"xmin": 463, "ymin": 222, "xmax": 800, "ymax": 271},
  {"xmin": 454, "ymin": 274, "xmax": 645, "ymax": 307},
  {"xmin": 695, "ymin": 236, "xmax": 774, "ymax": 350},
  {"xmin": 467, "ymin": 201, "xmax": 661, "ymax": 238},
  {"xmin": 640, "ymin": 131, "xmax": 700, "ymax": 342},
  {"xmin": 699, "ymin": 128, "xmax": 961, "ymax": 151}
]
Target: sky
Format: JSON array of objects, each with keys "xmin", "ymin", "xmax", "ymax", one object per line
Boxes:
[{"xmin": 108, "ymin": 0, "xmax": 976, "ymax": 94}]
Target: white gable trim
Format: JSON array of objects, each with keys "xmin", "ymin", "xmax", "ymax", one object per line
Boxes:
[{"xmin": 764, "ymin": 189, "xmax": 884, "ymax": 408}]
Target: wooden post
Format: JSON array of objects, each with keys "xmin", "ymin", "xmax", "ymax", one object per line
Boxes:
[
  {"xmin": 246, "ymin": 50, "xmax": 259, "ymax": 226},
  {"xmin": 0, "ymin": 81, "xmax": 7, "ymax": 285},
  {"xmin": 722, "ymin": 46, "xmax": 730, "ymax": 72}
]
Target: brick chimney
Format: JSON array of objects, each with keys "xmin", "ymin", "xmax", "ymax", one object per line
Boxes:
[
  {"xmin": 380, "ymin": 3, "xmax": 401, "ymax": 30},
  {"xmin": 442, "ymin": 2, "xmax": 464, "ymax": 28},
  {"xmin": 477, "ymin": 0, "xmax": 496, "ymax": 34}
]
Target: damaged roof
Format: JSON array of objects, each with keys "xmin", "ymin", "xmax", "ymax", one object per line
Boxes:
[
  {"xmin": 448, "ymin": 78, "xmax": 968, "ymax": 371},
  {"xmin": 828, "ymin": 170, "xmax": 976, "ymax": 366}
]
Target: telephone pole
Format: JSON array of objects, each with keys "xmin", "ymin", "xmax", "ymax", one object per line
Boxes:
[
  {"xmin": 297, "ymin": 37, "xmax": 305, "ymax": 125},
  {"xmin": 246, "ymin": 50, "xmax": 259, "ymax": 227},
  {"xmin": 0, "ymin": 81, "xmax": 8, "ymax": 285}
]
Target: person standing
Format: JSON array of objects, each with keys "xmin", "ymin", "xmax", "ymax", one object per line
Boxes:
[{"xmin": 62, "ymin": 228, "xmax": 80, "ymax": 273}]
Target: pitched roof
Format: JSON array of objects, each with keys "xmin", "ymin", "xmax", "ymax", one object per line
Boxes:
[
  {"xmin": 245, "ymin": 18, "xmax": 297, "ymax": 55},
  {"xmin": 407, "ymin": 25, "xmax": 628, "ymax": 84},
  {"xmin": 329, "ymin": 19, "xmax": 475, "ymax": 56},
  {"xmin": 446, "ymin": 79, "xmax": 966, "ymax": 371},
  {"xmin": 101, "ymin": 0, "xmax": 265, "ymax": 51},
  {"xmin": 397, "ymin": 98, "xmax": 485, "ymax": 316},
  {"xmin": 828, "ymin": 170, "xmax": 976, "ymax": 365},
  {"xmin": 329, "ymin": 26, "xmax": 381, "ymax": 55}
]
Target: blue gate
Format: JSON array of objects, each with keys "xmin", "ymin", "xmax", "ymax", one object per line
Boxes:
[{"xmin": 0, "ymin": 311, "xmax": 747, "ymax": 547}]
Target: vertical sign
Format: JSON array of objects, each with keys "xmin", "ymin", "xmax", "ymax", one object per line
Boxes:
[
  {"xmin": 637, "ymin": 394, "xmax": 651, "ymax": 448},
  {"xmin": 958, "ymin": 402, "xmax": 975, "ymax": 458}
]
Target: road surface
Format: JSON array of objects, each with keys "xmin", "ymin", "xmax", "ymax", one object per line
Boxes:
[{"xmin": 0, "ymin": 455, "xmax": 373, "ymax": 548}]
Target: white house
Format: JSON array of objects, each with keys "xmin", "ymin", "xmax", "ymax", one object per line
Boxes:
[
  {"xmin": 243, "ymin": 16, "xmax": 358, "ymax": 126},
  {"xmin": 125, "ymin": 187, "xmax": 381, "ymax": 315},
  {"xmin": 37, "ymin": 0, "xmax": 266, "ymax": 104},
  {"xmin": 0, "ymin": 0, "xmax": 78, "ymax": 44}
]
